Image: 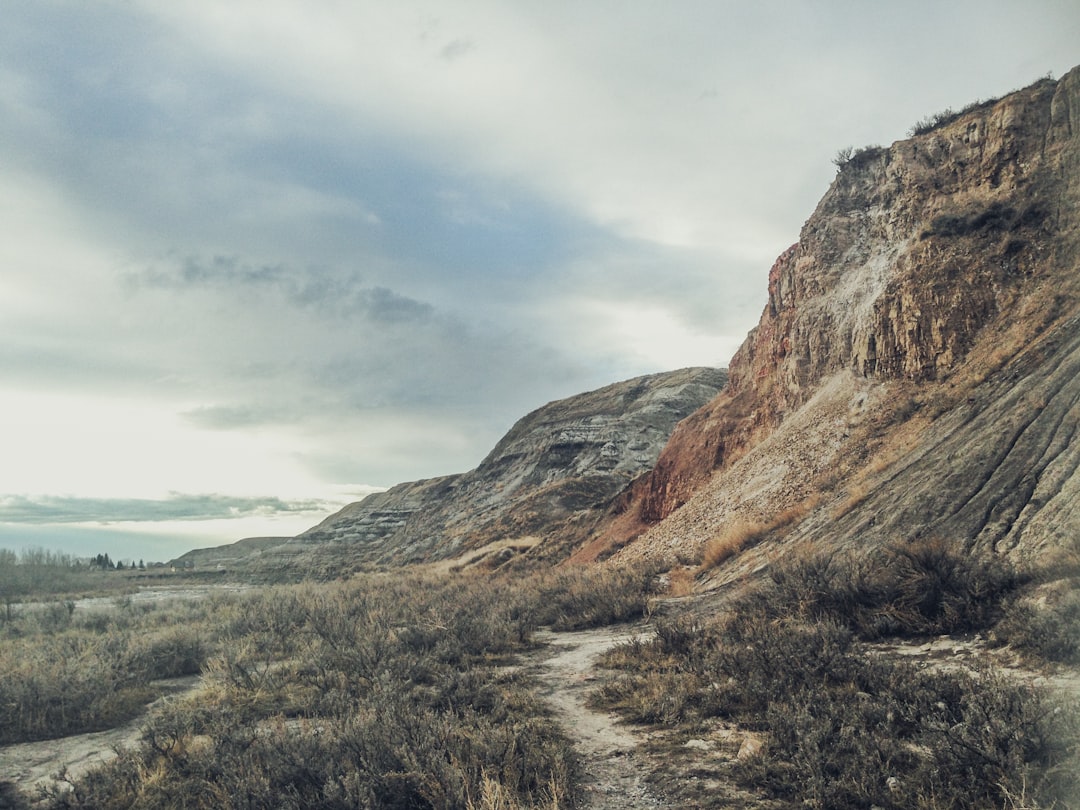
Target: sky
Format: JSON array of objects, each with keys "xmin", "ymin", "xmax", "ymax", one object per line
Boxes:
[{"xmin": 1, "ymin": 1, "xmax": 1077, "ymax": 562}]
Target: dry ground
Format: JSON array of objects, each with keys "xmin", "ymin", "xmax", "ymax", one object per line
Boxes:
[{"xmin": 528, "ymin": 626, "xmax": 663, "ymax": 809}]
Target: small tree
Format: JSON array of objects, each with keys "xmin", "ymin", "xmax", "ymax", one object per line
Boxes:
[{"xmin": 0, "ymin": 548, "xmax": 23, "ymax": 621}]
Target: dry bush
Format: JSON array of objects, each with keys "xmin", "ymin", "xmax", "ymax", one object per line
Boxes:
[
  {"xmin": 592, "ymin": 669, "xmax": 704, "ymax": 725},
  {"xmin": 994, "ymin": 584, "xmax": 1080, "ymax": 664},
  {"xmin": 597, "ymin": 606, "xmax": 1079, "ymax": 809},
  {"xmin": 830, "ymin": 482, "xmax": 871, "ymax": 519},
  {"xmin": 665, "ymin": 566, "xmax": 695, "ymax": 597},
  {"xmin": 699, "ymin": 496, "xmax": 820, "ymax": 574},
  {"xmin": 593, "ymin": 538, "xmax": 1076, "ymax": 809},
  {"xmin": 521, "ymin": 563, "xmax": 663, "ymax": 631},
  {"xmin": 43, "ymin": 572, "xmax": 580, "ymax": 810},
  {"xmin": 0, "ymin": 781, "xmax": 30, "ymax": 810},
  {"xmin": 755, "ymin": 537, "xmax": 1025, "ymax": 639},
  {"xmin": 0, "ymin": 601, "xmax": 218, "ymax": 746},
  {"xmin": 699, "ymin": 521, "xmax": 766, "ymax": 572},
  {"xmin": 881, "ymin": 537, "xmax": 1023, "ymax": 635}
]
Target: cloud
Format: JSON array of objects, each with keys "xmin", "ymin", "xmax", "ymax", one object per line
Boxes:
[
  {"xmin": 0, "ymin": 493, "xmax": 337, "ymax": 525},
  {"xmin": 441, "ymin": 38, "xmax": 476, "ymax": 62},
  {"xmin": 181, "ymin": 405, "xmax": 289, "ymax": 431},
  {"xmin": 130, "ymin": 254, "xmax": 436, "ymax": 323}
]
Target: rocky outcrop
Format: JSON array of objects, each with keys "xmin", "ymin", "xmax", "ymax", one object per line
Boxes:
[
  {"xmin": 589, "ymin": 68, "xmax": 1080, "ymax": 564},
  {"xmin": 286, "ymin": 367, "xmax": 726, "ymax": 569},
  {"xmin": 825, "ymin": 313, "xmax": 1080, "ymax": 558}
]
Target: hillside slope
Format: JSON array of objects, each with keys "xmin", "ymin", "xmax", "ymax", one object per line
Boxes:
[
  {"xmin": 583, "ymin": 67, "xmax": 1080, "ymax": 568},
  {"xmin": 299, "ymin": 366, "xmax": 725, "ymax": 569},
  {"xmin": 200, "ymin": 367, "xmax": 725, "ymax": 573}
]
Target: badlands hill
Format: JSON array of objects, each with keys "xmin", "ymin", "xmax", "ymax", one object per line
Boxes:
[
  {"xmin": 297, "ymin": 366, "xmax": 726, "ymax": 569},
  {"xmin": 179, "ymin": 367, "xmax": 725, "ymax": 573},
  {"xmin": 580, "ymin": 67, "xmax": 1080, "ymax": 574}
]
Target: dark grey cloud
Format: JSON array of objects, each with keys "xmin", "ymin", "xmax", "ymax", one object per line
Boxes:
[
  {"xmin": 129, "ymin": 255, "xmax": 435, "ymax": 323},
  {"xmin": 0, "ymin": 493, "xmax": 334, "ymax": 525},
  {"xmin": 120, "ymin": 246, "xmax": 598, "ymax": 422},
  {"xmin": 441, "ymin": 39, "xmax": 476, "ymax": 61}
]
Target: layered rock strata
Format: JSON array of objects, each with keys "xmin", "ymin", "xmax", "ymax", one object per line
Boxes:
[{"xmin": 294, "ymin": 367, "xmax": 726, "ymax": 568}]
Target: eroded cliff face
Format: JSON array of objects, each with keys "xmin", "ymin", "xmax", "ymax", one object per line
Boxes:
[{"xmin": 591, "ymin": 68, "xmax": 1080, "ymax": 563}]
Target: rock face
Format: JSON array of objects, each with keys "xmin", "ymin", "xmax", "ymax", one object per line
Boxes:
[
  {"xmin": 291, "ymin": 367, "xmax": 725, "ymax": 568},
  {"xmin": 586, "ymin": 68, "xmax": 1080, "ymax": 566}
]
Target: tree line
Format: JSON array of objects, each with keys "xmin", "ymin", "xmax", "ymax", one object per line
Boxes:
[{"xmin": 0, "ymin": 547, "xmax": 147, "ymax": 621}]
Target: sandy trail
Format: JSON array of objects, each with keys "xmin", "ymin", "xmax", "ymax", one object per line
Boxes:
[
  {"xmin": 1, "ymin": 725, "xmax": 137, "ymax": 796},
  {"xmin": 0, "ymin": 676, "xmax": 200, "ymax": 799},
  {"xmin": 528, "ymin": 625, "xmax": 662, "ymax": 810}
]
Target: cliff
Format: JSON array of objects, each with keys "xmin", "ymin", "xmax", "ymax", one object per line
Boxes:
[{"xmin": 581, "ymin": 67, "xmax": 1080, "ymax": 566}]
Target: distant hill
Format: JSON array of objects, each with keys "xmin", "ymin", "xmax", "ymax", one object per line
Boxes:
[
  {"xmin": 193, "ymin": 67, "xmax": 1080, "ymax": 580},
  {"xmin": 169, "ymin": 536, "xmax": 292, "ymax": 569},
  {"xmin": 194, "ymin": 367, "xmax": 725, "ymax": 574}
]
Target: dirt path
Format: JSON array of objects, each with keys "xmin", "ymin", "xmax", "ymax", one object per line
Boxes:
[
  {"xmin": 1, "ymin": 724, "xmax": 139, "ymax": 797},
  {"xmin": 528, "ymin": 625, "xmax": 663, "ymax": 809},
  {"xmin": 0, "ymin": 676, "xmax": 200, "ymax": 799}
]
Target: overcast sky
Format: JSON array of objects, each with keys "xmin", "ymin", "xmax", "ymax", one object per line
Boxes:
[{"xmin": 1, "ymin": 1, "xmax": 1077, "ymax": 562}]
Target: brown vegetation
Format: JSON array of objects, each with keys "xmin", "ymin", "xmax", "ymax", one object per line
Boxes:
[
  {"xmin": 698, "ymin": 521, "xmax": 767, "ymax": 571},
  {"xmin": 0, "ymin": 564, "xmax": 664, "ymax": 809},
  {"xmin": 593, "ymin": 539, "xmax": 1079, "ymax": 809},
  {"xmin": 3, "ymin": 539, "xmax": 1077, "ymax": 809},
  {"xmin": 698, "ymin": 496, "xmax": 820, "ymax": 574}
]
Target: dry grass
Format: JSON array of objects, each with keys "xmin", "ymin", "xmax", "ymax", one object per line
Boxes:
[
  {"xmin": 830, "ymin": 481, "xmax": 871, "ymax": 519},
  {"xmin": 698, "ymin": 495, "xmax": 821, "ymax": 574},
  {"xmin": 699, "ymin": 521, "xmax": 767, "ymax": 571},
  {"xmin": 772, "ymin": 494, "xmax": 820, "ymax": 528},
  {"xmin": 665, "ymin": 566, "xmax": 696, "ymax": 597},
  {"xmin": 594, "ymin": 539, "xmax": 1078, "ymax": 809},
  {"xmin": 14, "ymin": 564, "xmax": 672, "ymax": 808}
]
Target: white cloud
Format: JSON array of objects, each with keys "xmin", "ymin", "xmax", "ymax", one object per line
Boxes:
[
  {"xmin": 0, "ymin": 390, "xmax": 314, "ymax": 499},
  {"xmin": 136, "ymin": 2, "xmax": 1080, "ymax": 258},
  {"xmin": 131, "ymin": 2, "xmax": 804, "ymax": 254}
]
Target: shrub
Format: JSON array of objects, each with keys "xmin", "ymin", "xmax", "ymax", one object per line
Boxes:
[
  {"xmin": 994, "ymin": 586, "xmax": 1080, "ymax": 664},
  {"xmin": 42, "ymin": 572, "xmax": 580, "ymax": 810},
  {"xmin": 0, "ymin": 632, "xmax": 160, "ymax": 744},
  {"xmin": 881, "ymin": 537, "xmax": 1022, "ymax": 635},
  {"xmin": 0, "ymin": 781, "xmax": 30, "ymax": 810},
  {"xmin": 756, "ymin": 537, "xmax": 1024, "ymax": 639},
  {"xmin": 833, "ymin": 145, "xmax": 885, "ymax": 173},
  {"xmin": 699, "ymin": 521, "xmax": 766, "ymax": 571},
  {"xmin": 122, "ymin": 628, "xmax": 207, "ymax": 680},
  {"xmin": 919, "ymin": 201, "xmax": 1048, "ymax": 242},
  {"xmin": 912, "ymin": 666, "xmax": 1080, "ymax": 808},
  {"xmin": 910, "ymin": 107, "xmax": 960, "ymax": 136},
  {"xmin": 524, "ymin": 563, "xmax": 662, "ymax": 631},
  {"xmin": 594, "ymin": 538, "xmax": 1074, "ymax": 809}
]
